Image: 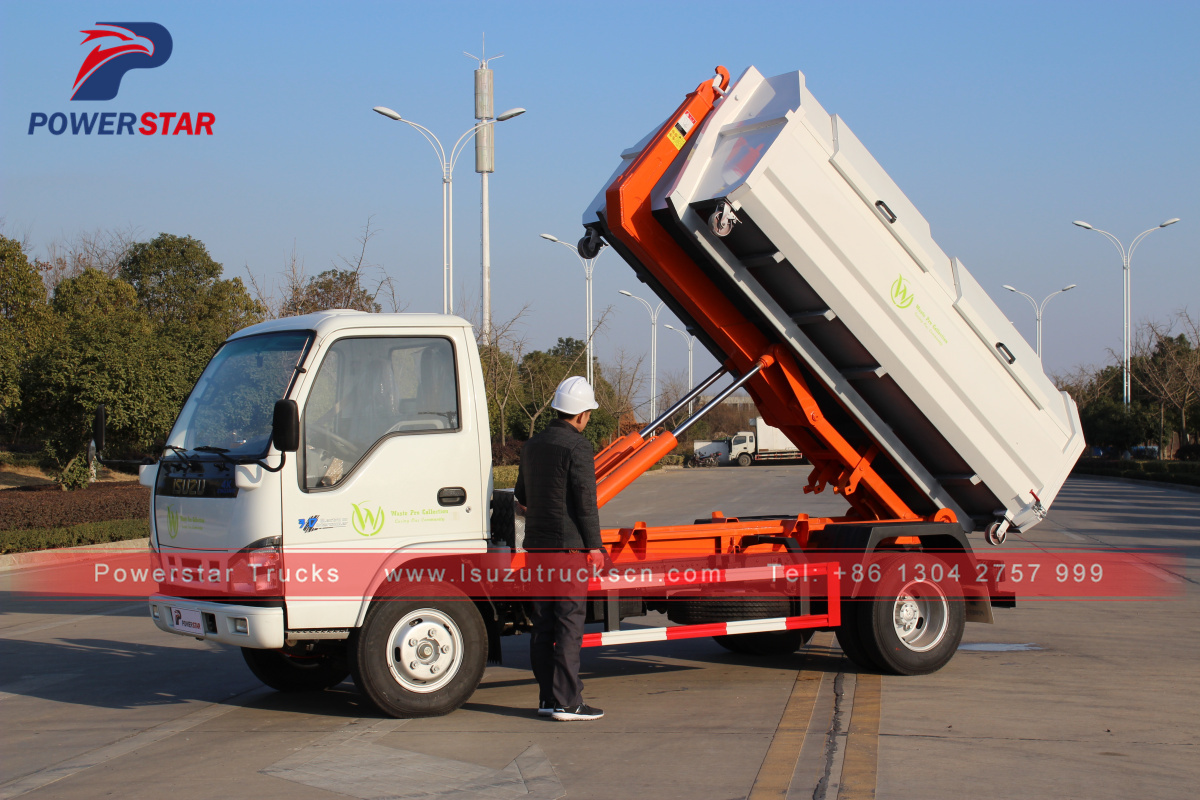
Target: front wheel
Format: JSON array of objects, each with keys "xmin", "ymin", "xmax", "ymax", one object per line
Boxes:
[
  {"xmin": 351, "ymin": 595, "xmax": 487, "ymax": 717},
  {"xmin": 737, "ymin": 453, "xmax": 752, "ymax": 467},
  {"xmin": 241, "ymin": 646, "xmax": 349, "ymax": 692},
  {"xmin": 855, "ymin": 554, "xmax": 964, "ymax": 675}
]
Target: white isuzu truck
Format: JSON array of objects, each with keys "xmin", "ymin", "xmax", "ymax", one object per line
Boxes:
[
  {"xmin": 728, "ymin": 418, "xmax": 803, "ymax": 466},
  {"xmin": 120, "ymin": 63, "xmax": 1084, "ymax": 718}
]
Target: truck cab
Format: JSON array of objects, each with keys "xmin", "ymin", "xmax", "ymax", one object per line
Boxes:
[{"xmin": 144, "ymin": 311, "xmax": 493, "ymax": 708}]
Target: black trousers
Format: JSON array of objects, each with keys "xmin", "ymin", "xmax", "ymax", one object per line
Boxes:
[{"xmin": 530, "ymin": 595, "xmax": 586, "ymax": 708}]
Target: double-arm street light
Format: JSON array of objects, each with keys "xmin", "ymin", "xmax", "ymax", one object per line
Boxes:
[
  {"xmin": 540, "ymin": 234, "xmax": 607, "ymax": 386},
  {"xmin": 1073, "ymin": 217, "xmax": 1180, "ymax": 406},
  {"xmin": 663, "ymin": 324, "xmax": 696, "ymax": 414},
  {"xmin": 619, "ymin": 290, "xmax": 664, "ymax": 421},
  {"xmin": 373, "ymin": 105, "xmax": 525, "ymax": 314},
  {"xmin": 1001, "ymin": 284, "xmax": 1077, "ymax": 360}
]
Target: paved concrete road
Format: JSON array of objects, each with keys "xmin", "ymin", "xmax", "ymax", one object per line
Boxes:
[{"xmin": 1, "ymin": 467, "xmax": 1196, "ymax": 799}]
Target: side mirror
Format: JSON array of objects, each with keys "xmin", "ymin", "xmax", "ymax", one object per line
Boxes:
[
  {"xmin": 93, "ymin": 404, "xmax": 107, "ymax": 452},
  {"xmin": 272, "ymin": 400, "xmax": 300, "ymax": 453}
]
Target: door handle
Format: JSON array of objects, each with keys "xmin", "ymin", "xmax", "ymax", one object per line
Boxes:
[{"xmin": 437, "ymin": 487, "xmax": 467, "ymax": 507}]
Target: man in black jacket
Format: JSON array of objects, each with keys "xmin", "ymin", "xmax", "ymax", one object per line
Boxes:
[{"xmin": 514, "ymin": 376, "xmax": 606, "ymax": 721}]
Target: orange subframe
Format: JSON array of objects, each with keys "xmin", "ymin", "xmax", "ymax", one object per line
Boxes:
[{"xmin": 591, "ymin": 66, "xmax": 956, "ymax": 563}]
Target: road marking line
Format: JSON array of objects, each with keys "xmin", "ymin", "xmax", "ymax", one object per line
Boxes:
[
  {"xmin": 837, "ymin": 671, "xmax": 880, "ymax": 800},
  {"xmin": 0, "ymin": 685, "xmax": 263, "ymax": 800},
  {"xmin": 747, "ymin": 632, "xmax": 832, "ymax": 800}
]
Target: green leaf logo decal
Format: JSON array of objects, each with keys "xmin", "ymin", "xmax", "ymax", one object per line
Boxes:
[
  {"xmin": 165, "ymin": 504, "xmax": 179, "ymax": 539},
  {"xmin": 891, "ymin": 274, "xmax": 914, "ymax": 309},
  {"xmin": 351, "ymin": 503, "xmax": 385, "ymax": 537}
]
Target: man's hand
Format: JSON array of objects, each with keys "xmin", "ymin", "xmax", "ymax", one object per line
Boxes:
[{"xmin": 587, "ymin": 549, "xmax": 611, "ymax": 570}]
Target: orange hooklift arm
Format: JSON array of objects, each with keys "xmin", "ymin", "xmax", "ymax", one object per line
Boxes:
[{"xmin": 602, "ymin": 66, "xmax": 923, "ymax": 523}]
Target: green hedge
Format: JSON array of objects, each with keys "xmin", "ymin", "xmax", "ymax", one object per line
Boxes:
[
  {"xmin": 1, "ymin": 518, "xmax": 149, "ymax": 555},
  {"xmin": 1072, "ymin": 459, "xmax": 1200, "ymax": 488},
  {"xmin": 492, "ymin": 465, "xmax": 519, "ymax": 490}
]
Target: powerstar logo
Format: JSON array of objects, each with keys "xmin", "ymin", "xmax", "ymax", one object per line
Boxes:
[
  {"xmin": 28, "ymin": 22, "xmax": 215, "ymax": 137},
  {"xmin": 891, "ymin": 274, "xmax": 915, "ymax": 309},
  {"xmin": 71, "ymin": 22, "xmax": 172, "ymax": 100},
  {"xmin": 165, "ymin": 504, "xmax": 180, "ymax": 539},
  {"xmin": 351, "ymin": 503, "xmax": 385, "ymax": 537},
  {"xmin": 299, "ymin": 515, "xmax": 320, "ymax": 533}
]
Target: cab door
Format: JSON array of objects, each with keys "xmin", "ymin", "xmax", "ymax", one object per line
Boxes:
[{"xmin": 281, "ymin": 329, "xmax": 485, "ymax": 628}]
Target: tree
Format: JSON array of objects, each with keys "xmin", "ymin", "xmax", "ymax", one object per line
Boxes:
[
  {"xmin": 0, "ymin": 236, "xmax": 52, "ymax": 440},
  {"xmin": 1131, "ymin": 312, "xmax": 1200, "ymax": 451},
  {"xmin": 515, "ymin": 334, "xmax": 618, "ymax": 449},
  {"xmin": 118, "ymin": 233, "xmax": 264, "ymax": 351},
  {"xmin": 595, "ymin": 347, "xmax": 645, "ymax": 435},
  {"xmin": 1078, "ymin": 396, "xmax": 1155, "ymax": 454},
  {"xmin": 22, "ymin": 270, "xmax": 183, "ymax": 485},
  {"xmin": 259, "ymin": 220, "xmax": 400, "ymax": 318},
  {"xmin": 476, "ymin": 305, "xmax": 530, "ymax": 447},
  {"xmin": 281, "ymin": 268, "xmax": 383, "ymax": 315}
]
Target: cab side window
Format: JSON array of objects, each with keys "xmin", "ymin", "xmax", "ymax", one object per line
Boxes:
[{"xmin": 303, "ymin": 337, "xmax": 459, "ymax": 489}]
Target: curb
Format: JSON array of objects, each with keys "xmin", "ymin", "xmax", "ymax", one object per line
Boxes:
[
  {"xmin": 0, "ymin": 537, "xmax": 150, "ymax": 574},
  {"xmin": 1070, "ymin": 473, "xmax": 1200, "ymax": 496}
]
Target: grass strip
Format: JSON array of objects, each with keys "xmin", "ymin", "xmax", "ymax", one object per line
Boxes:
[{"xmin": 1, "ymin": 519, "xmax": 149, "ymax": 554}]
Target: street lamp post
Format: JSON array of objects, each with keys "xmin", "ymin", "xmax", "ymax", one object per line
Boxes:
[
  {"xmin": 1001, "ymin": 284, "xmax": 1077, "ymax": 360},
  {"xmin": 540, "ymin": 234, "xmax": 607, "ymax": 385},
  {"xmin": 663, "ymin": 324, "xmax": 696, "ymax": 414},
  {"xmin": 1073, "ymin": 218, "xmax": 1180, "ymax": 406},
  {"xmin": 619, "ymin": 290, "xmax": 664, "ymax": 421},
  {"xmin": 373, "ymin": 106, "xmax": 525, "ymax": 315}
]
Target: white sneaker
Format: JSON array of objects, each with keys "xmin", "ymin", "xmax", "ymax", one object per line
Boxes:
[{"xmin": 537, "ymin": 700, "xmax": 554, "ymax": 717}]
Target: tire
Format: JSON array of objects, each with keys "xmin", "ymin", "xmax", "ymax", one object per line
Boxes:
[
  {"xmin": 855, "ymin": 554, "xmax": 965, "ymax": 675},
  {"xmin": 490, "ymin": 489, "xmax": 516, "ymax": 547},
  {"xmin": 241, "ymin": 646, "xmax": 349, "ymax": 692},
  {"xmin": 714, "ymin": 629, "xmax": 813, "ymax": 656},
  {"xmin": 834, "ymin": 601, "xmax": 882, "ymax": 672},
  {"xmin": 667, "ymin": 597, "xmax": 789, "ymax": 626},
  {"xmin": 351, "ymin": 595, "xmax": 487, "ymax": 717},
  {"xmin": 737, "ymin": 453, "xmax": 752, "ymax": 467}
]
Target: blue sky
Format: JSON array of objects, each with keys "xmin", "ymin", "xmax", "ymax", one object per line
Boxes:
[{"xmin": 3, "ymin": 1, "xmax": 1197, "ymax": 404}]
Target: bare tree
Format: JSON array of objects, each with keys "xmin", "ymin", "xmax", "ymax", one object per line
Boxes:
[
  {"xmin": 248, "ymin": 219, "xmax": 406, "ymax": 318},
  {"xmin": 596, "ymin": 346, "xmax": 646, "ymax": 431},
  {"xmin": 477, "ymin": 304, "xmax": 530, "ymax": 447},
  {"xmin": 38, "ymin": 226, "xmax": 138, "ymax": 291},
  {"xmin": 1132, "ymin": 310, "xmax": 1200, "ymax": 448},
  {"xmin": 656, "ymin": 367, "xmax": 691, "ymax": 428},
  {"xmin": 1053, "ymin": 363, "xmax": 1119, "ymax": 410}
]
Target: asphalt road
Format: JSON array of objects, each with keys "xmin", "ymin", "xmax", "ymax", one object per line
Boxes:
[{"xmin": 1, "ymin": 467, "xmax": 1196, "ymax": 800}]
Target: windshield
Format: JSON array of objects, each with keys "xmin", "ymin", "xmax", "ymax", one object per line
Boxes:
[{"xmin": 165, "ymin": 331, "xmax": 312, "ymax": 458}]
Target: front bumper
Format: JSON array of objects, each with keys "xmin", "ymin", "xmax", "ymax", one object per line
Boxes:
[{"xmin": 149, "ymin": 594, "xmax": 285, "ymax": 649}]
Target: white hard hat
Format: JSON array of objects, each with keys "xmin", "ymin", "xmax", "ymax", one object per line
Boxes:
[{"xmin": 551, "ymin": 376, "xmax": 599, "ymax": 415}]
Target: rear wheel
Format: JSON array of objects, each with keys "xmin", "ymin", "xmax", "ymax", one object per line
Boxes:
[
  {"xmin": 241, "ymin": 646, "xmax": 349, "ymax": 692},
  {"xmin": 351, "ymin": 595, "xmax": 487, "ymax": 717},
  {"xmin": 835, "ymin": 601, "xmax": 882, "ymax": 671},
  {"xmin": 855, "ymin": 555, "xmax": 964, "ymax": 675}
]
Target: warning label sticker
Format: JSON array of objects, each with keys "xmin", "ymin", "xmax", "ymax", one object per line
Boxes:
[{"xmin": 668, "ymin": 111, "xmax": 697, "ymax": 150}]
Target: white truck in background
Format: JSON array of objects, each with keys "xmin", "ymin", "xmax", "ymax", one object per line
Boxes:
[{"xmin": 727, "ymin": 418, "xmax": 803, "ymax": 466}]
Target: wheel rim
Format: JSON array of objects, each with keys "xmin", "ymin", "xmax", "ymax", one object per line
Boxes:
[
  {"xmin": 386, "ymin": 608, "xmax": 464, "ymax": 693},
  {"xmin": 891, "ymin": 580, "xmax": 949, "ymax": 653}
]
